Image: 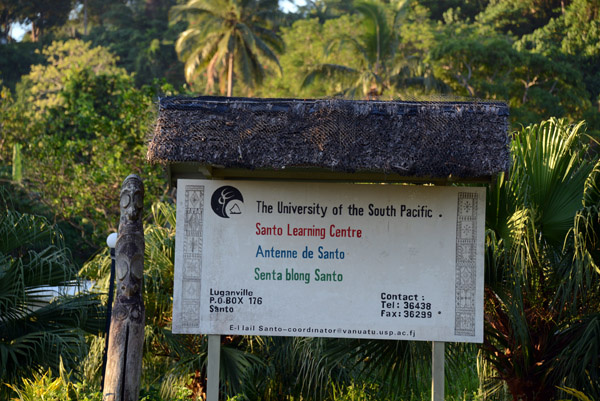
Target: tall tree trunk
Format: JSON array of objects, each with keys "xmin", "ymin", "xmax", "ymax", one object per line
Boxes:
[
  {"xmin": 227, "ymin": 52, "xmax": 234, "ymax": 97},
  {"xmin": 84, "ymin": 0, "xmax": 88, "ymax": 35},
  {"xmin": 31, "ymin": 21, "xmax": 38, "ymax": 42}
]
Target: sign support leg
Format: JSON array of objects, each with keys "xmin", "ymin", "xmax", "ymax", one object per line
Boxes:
[
  {"xmin": 207, "ymin": 335, "xmax": 221, "ymax": 401},
  {"xmin": 432, "ymin": 341, "xmax": 445, "ymax": 401}
]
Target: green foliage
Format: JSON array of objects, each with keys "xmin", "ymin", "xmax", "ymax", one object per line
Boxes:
[
  {"xmin": 422, "ymin": 0, "xmax": 600, "ymax": 133},
  {"xmin": 476, "ymin": 0, "xmax": 564, "ymax": 37},
  {"xmin": 0, "ymin": 0, "xmax": 21, "ymax": 41},
  {"xmin": 300, "ymin": 0, "xmax": 441, "ymax": 99},
  {"xmin": 258, "ymin": 15, "xmax": 364, "ymax": 98},
  {"xmin": 0, "ymin": 86, "xmax": 28, "ymax": 164},
  {"xmin": 429, "ymin": 21, "xmax": 592, "ymax": 126},
  {"xmin": 330, "ymin": 382, "xmax": 386, "ymax": 401},
  {"xmin": 5, "ymin": 362, "xmax": 103, "ymax": 401},
  {"xmin": 229, "ymin": 332, "xmax": 482, "ymax": 400},
  {"xmin": 557, "ymin": 387, "xmax": 595, "ymax": 401},
  {"xmin": 483, "ymin": 118, "xmax": 600, "ymax": 400},
  {"xmin": 17, "ymin": 0, "xmax": 72, "ymax": 42},
  {"xmin": 418, "ymin": 0, "xmax": 489, "ymax": 22},
  {"xmin": 2, "ymin": 40, "xmax": 167, "ymax": 259},
  {"xmin": 429, "ymin": 24, "xmax": 516, "ymax": 99},
  {"xmin": 4, "ymin": 363, "xmax": 192, "ymax": 401},
  {"xmin": 0, "ymin": 192, "xmax": 104, "ymax": 397},
  {"xmin": 85, "ymin": 0, "xmax": 186, "ymax": 88},
  {"xmin": 0, "ymin": 177, "xmax": 98, "ymax": 267},
  {"xmin": 301, "ymin": 0, "xmax": 398, "ymax": 98},
  {"xmin": 21, "ymin": 39, "xmax": 127, "ymax": 113},
  {"xmin": 24, "ymin": 68, "xmax": 164, "ymax": 253},
  {"xmin": 515, "ymin": 0, "xmax": 600, "ymax": 133}
]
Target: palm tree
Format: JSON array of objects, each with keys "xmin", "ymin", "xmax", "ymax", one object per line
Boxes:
[
  {"xmin": 483, "ymin": 118, "xmax": 600, "ymax": 400},
  {"xmin": 301, "ymin": 1, "xmax": 397, "ymax": 98},
  {"xmin": 170, "ymin": 0, "xmax": 284, "ymax": 96},
  {"xmin": 302, "ymin": 0, "xmax": 443, "ymax": 99},
  {"xmin": 0, "ymin": 194, "xmax": 104, "ymax": 395}
]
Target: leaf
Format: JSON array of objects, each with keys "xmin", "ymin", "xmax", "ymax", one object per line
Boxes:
[{"xmin": 557, "ymin": 386, "xmax": 594, "ymax": 401}]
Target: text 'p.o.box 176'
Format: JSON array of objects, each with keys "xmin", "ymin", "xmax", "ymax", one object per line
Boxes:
[{"xmin": 172, "ymin": 180, "xmax": 486, "ymax": 343}]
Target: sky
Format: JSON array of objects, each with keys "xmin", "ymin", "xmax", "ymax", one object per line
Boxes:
[
  {"xmin": 281, "ymin": 0, "xmax": 306, "ymax": 12},
  {"xmin": 10, "ymin": 23, "xmax": 28, "ymax": 41}
]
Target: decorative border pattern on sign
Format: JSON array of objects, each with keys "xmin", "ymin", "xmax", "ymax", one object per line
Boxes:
[
  {"xmin": 455, "ymin": 192, "xmax": 478, "ymax": 336},
  {"xmin": 180, "ymin": 185, "xmax": 204, "ymax": 328}
]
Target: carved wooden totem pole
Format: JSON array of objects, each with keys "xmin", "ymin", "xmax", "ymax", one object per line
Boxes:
[{"xmin": 104, "ymin": 175, "xmax": 145, "ymax": 401}]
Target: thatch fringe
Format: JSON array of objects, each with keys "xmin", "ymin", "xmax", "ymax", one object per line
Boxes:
[{"xmin": 148, "ymin": 96, "xmax": 510, "ymax": 179}]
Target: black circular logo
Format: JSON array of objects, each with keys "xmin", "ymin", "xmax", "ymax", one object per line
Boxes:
[{"xmin": 211, "ymin": 186, "xmax": 244, "ymax": 218}]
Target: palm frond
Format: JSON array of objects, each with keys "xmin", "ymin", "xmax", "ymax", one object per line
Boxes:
[
  {"xmin": 183, "ymin": 47, "xmax": 206, "ymax": 84},
  {"xmin": 302, "ymin": 64, "xmax": 359, "ymax": 89},
  {"xmin": 512, "ymin": 119, "xmax": 592, "ymax": 248},
  {"xmin": 354, "ymin": 1, "xmax": 394, "ymax": 65},
  {"xmin": 237, "ymin": 39, "xmax": 260, "ymax": 87},
  {"xmin": 174, "ymin": 28, "xmax": 204, "ymax": 60},
  {"xmin": 573, "ymin": 158, "xmax": 600, "ymax": 273},
  {"xmin": 249, "ymin": 30, "xmax": 283, "ymax": 75},
  {"xmin": 0, "ymin": 210, "xmax": 56, "ymax": 255},
  {"xmin": 0, "ymin": 194, "xmax": 104, "ymax": 387},
  {"xmin": 169, "ymin": 0, "xmax": 224, "ymax": 23},
  {"xmin": 220, "ymin": 343, "xmax": 264, "ymax": 395},
  {"xmin": 553, "ymin": 315, "xmax": 600, "ymax": 400},
  {"xmin": 0, "ymin": 329, "xmax": 87, "ymax": 383},
  {"xmin": 253, "ymin": 25, "xmax": 285, "ymax": 55}
]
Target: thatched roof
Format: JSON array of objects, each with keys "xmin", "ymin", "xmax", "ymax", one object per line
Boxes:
[{"xmin": 148, "ymin": 96, "xmax": 510, "ymax": 182}]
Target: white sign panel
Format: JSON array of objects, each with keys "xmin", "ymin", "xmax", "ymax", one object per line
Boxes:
[{"xmin": 173, "ymin": 180, "xmax": 485, "ymax": 343}]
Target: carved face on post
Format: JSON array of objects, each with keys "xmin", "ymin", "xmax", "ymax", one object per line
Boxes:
[
  {"xmin": 116, "ymin": 253, "xmax": 144, "ymax": 298},
  {"xmin": 120, "ymin": 175, "xmax": 144, "ymax": 223}
]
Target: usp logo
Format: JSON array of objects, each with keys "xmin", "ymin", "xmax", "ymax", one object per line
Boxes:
[{"xmin": 210, "ymin": 186, "xmax": 244, "ymax": 218}]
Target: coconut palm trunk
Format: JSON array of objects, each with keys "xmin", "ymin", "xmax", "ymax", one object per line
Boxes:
[{"xmin": 227, "ymin": 52, "xmax": 234, "ymax": 97}]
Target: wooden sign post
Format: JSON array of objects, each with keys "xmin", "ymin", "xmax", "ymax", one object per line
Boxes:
[
  {"xmin": 207, "ymin": 335, "xmax": 221, "ymax": 401},
  {"xmin": 432, "ymin": 341, "xmax": 445, "ymax": 401}
]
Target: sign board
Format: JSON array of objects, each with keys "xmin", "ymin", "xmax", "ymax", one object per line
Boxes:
[{"xmin": 173, "ymin": 180, "xmax": 485, "ymax": 343}]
